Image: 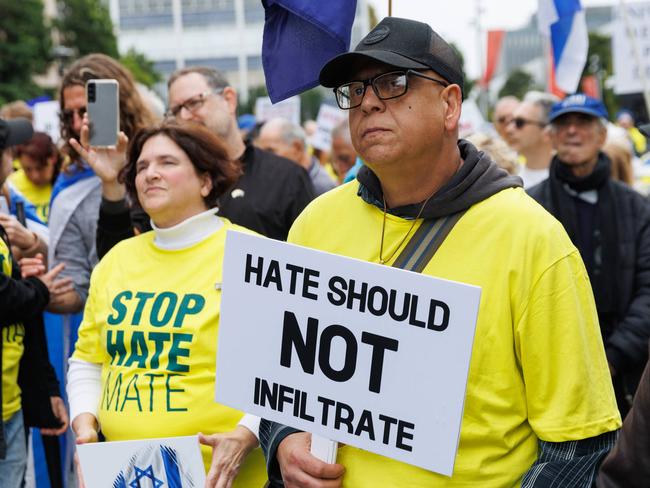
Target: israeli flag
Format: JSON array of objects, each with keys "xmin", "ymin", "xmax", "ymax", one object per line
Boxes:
[
  {"xmin": 538, "ymin": 0, "xmax": 588, "ymax": 93},
  {"xmin": 112, "ymin": 445, "xmax": 197, "ymax": 488}
]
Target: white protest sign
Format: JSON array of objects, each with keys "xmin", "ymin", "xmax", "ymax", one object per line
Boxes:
[
  {"xmin": 613, "ymin": 2, "xmax": 650, "ymax": 95},
  {"xmin": 255, "ymin": 95, "xmax": 301, "ymax": 126},
  {"xmin": 458, "ymin": 99, "xmax": 487, "ymax": 138},
  {"xmin": 311, "ymin": 104, "xmax": 347, "ymax": 152},
  {"xmin": 32, "ymin": 100, "xmax": 61, "ymax": 142},
  {"xmin": 216, "ymin": 231, "xmax": 481, "ymax": 476},
  {"xmin": 76, "ymin": 435, "xmax": 206, "ymax": 488}
]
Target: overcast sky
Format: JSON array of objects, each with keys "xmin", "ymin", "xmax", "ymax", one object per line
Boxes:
[{"xmin": 366, "ymin": 0, "xmax": 617, "ymax": 79}]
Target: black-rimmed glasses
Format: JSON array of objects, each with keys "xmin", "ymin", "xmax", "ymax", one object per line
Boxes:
[
  {"xmin": 165, "ymin": 88, "xmax": 224, "ymax": 118},
  {"xmin": 60, "ymin": 107, "xmax": 87, "ymax": 123},
  {"xmin": 510, "ymin": 117, "xmax": 546, "ymax": 129},
  {"xmin": 334, "ymin": 70, "xmax": 449, "ymax": 110}
]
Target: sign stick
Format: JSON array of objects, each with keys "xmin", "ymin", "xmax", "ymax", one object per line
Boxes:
[
  {"xmin": 388, "ymin": 0, "xmax": 392, "ymax": 16},
  {"xmin": 620, "ymin": 0, "xmax": 650, "ymax": 116},
  {"xmin": 311, "ymin": 434, "xmax": 338, "ymax": 464}
]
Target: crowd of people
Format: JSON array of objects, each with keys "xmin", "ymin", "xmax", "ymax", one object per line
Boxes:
[{"xmin": 1, "ymin": 14, "xmax": 650, "ymax": 488}]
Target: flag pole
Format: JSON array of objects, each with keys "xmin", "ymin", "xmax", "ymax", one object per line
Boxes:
[
  {"xmin": 389, "ymin": 0, "xmax": 392, "ymax": 16},
  {"xmin": 620, "ymin": 0, "xmax": 650, "ymax": 117}
]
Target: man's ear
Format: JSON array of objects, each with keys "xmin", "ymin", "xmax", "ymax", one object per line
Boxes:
[
  {"xmin": 292, "ymin": 139, "xmax": 305, "ymax": 157},
  {"xmin": 443, "ymin": 85, "xmax": 463, "ymax": 132},
  {"xmin": 222, "ymin": 87, "xmax": 239, "ymax": 116}
]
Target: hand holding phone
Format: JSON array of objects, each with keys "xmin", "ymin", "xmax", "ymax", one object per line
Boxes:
[{"xmin": 86, "ymin": 79, "xmax": 119, "ymax": 147}]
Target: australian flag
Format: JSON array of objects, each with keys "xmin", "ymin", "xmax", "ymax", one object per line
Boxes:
[
  {"xmin": 113, "ymin": 445, "xmax": 196, "ymax": 488},
  {"xmin": 262, "ymin": 0, "xmax": 357, "ymax": 103}
]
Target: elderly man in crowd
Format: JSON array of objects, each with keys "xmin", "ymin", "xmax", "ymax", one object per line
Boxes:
[
  {"xmin": 259, "ymin": 17, "xmax": 620, "ymax": 488},
  {"xmin": 506, "ymin": 91, "xmax": 558, "ymax": 188},
  {"xmin": 529, "ymin": 94, "xmax": 650, "ymax": 418},
  {"xmin": 256, "ymin": 117, "xmax": 336, "ymax": 195},
  {"xmin": 330, "ymin": 118, "xmax": 360, "ymax": 183},
  {"xmin": 492, "ymin": 95, "xmax": 519, "ymax": 146}
]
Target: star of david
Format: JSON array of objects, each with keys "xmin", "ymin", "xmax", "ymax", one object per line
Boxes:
[{"xmin": 129, "ymin": 465, "xmax": 164, "ymax": 488}]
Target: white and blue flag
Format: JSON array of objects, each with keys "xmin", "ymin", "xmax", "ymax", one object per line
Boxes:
[
  {"xmin": 538, "ymin": 0, "xmax": 589, "ymax": 93},
  {"xmin": 112, "ymin": 445, "xmax": 197, "ymax": 488}
]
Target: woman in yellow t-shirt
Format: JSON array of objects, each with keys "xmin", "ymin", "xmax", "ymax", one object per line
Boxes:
[
  {"xmin": 10, "ymin": 132, "xmax": 61, "ymax": 223},
  {"xmin": 67, "ymin": 122, "xmax": 267, "ymax": 487}
]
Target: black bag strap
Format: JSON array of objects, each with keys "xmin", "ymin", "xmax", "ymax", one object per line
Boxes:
[{"xmin": 392, "ymin": 211, "xmax": 466, "ymax": 273}]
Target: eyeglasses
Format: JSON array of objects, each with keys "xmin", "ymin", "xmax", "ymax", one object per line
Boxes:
[
  {"xmin": 166, "ymin": 88, "xmax": 224, "ymax": 118},
  {"xmin": 334, "ymin": 70, "xmax": 449, "ymax": 110},
  {"xmin": 510, "ymin": 117, "xmax": 546, "ymax": 129},
  {"xmin": 60, "ymin": 107, "xmax": 87, "ymax": 122}
]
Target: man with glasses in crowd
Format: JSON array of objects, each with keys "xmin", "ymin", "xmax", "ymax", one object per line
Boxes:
[
  {"xmin": 529, "ymin": 94, "xmax": 650, "ymax": 419},
  {"xmin": 259, "ymin": 17, "xmax": 621, "ymax": 487},
  {"xmin": 492, "ymin": 95, "xmax": 519, "ymax": 146},
  {"xmin": 95, "ymin": 66, "xmax": 315, "ymax": 256},
  {"xmin": 506, "ymin": 91, "xmax": 558, "ymax": 188}
]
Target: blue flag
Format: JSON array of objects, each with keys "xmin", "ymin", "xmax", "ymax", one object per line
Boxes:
[{"xmin": 262, "ymin": 0, "xmax": 357, "ymax": 103}]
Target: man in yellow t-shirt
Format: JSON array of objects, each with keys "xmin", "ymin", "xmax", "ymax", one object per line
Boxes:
[{"xmin": 260, "ymin": 18, "xmax": 621, "ymax": 487}]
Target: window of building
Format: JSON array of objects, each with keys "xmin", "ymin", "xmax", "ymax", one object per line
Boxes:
[{"xmin": 244, "ymin": 0, "xmax": 264, "ymax": 22}]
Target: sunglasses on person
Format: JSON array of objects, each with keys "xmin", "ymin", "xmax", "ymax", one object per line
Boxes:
[
  {"xmin": 334, "ymin": 70, "xmax": 450, "ymax": 110},
  {"xmin": 60, "ymin": 107, "xmax": 87, "ymax": 123},
  {"xmin": 510, "ymin": 117, "xmax": 546, "ymax": 129},
  {"xmin": 165, "ymin": 88, "xmax": 225, "ymax": 118}
]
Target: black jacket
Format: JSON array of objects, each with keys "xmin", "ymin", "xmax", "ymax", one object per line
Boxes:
[
  {"xmin": 598, "ymin": 343, "xmax": 650, "ymax": 488},
  {"xmin": 0, "ymin": 229, "xmax": 61, "ymax": 459},
  {"xmin": 528, "ymin": 175, "xmax": 650, "ymax": 406},
  {"xmin": 96, "ymin": 142, "xmax": 315, "ymax": 258}
]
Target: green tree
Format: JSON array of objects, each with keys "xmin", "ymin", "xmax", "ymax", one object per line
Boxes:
[
  {"xmin": 120, "ymin": 48, "xmax": 162, "ymax": 88},
  {"xmin": 56, "ymin": 0, "xmax": 118, "ymax": 58},
  {"xmin": 0, "ymin": 0, "xmax": 52, "ymax": 104},
  {"xmin": 450, "ymin": 43, "xmax": 475, "ymax": 100},
  {"xmin": 237, "ymin": 85, "xmax": 268, "ymax": 116},
  {"xmin": 582, "ymin": 32, "xmax": 619, "ymax": 118},
  {"xmin": 498, "ymin": 69, "xmax": 538, "ymax": 100},
  {"xmin": 300, "ymin": 87, "xmax": 325, "ymax": 122}
]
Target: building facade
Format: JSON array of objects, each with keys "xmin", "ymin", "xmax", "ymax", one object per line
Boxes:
[{"xmin": 108, "ymin": 0, "xmax": 370, "ymax": 103}]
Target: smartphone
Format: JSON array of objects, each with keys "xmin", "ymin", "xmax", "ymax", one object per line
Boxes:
[{"xmin": 86, "ymin": 79, "xmax": 119, "ymax": 147}]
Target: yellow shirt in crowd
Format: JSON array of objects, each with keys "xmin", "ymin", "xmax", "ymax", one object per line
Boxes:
[
  {"xmin": 9, "ymin": 169, "xmax": 52, "ymax": 223},
  {"xmin": 287, "ymin": 183, "xmax": 621, "ymax": 487},
  {"xmin": 0, "ymin": 238, "xmax": 24, "ymax": 422},
  {"xmin": 72, "ymin": 221, "xmax": 266, "ymax": 486}
]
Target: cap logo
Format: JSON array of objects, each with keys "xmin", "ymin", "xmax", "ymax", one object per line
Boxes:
[
  {"xmin": 363, "ymin": 25, "xmax": 390, "ymax": 45},
  {"xmin": 563, "ymin": 94, "xmax": 586, "ymax": 107}
]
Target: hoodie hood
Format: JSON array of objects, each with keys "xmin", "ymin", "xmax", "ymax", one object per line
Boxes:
[{"xmin": 357, "ymin": 139, "xmax": 523, "ymax": 219}]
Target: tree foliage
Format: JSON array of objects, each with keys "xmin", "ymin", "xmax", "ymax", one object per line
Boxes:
[
  {"xmin": 450, "ymin": 43, "xmax": 474, "ymax": 100},
  {"xmin": 583, "ymin": 32, "xmax": 619, "ymax": 117},
  {"xmin": 0, "ymin": 0, "xmax": 52, "ymax": 104},
  {"xmin": 498, "ymin": 69, "xmax": 538, "ymax": 100},
  {"xmin": 56, "ymin": 0, "xmax": 118, "ymax": 58},
  {"xmin": 120, "ymin": 48, "xmax": 163, "ymax": 88}
]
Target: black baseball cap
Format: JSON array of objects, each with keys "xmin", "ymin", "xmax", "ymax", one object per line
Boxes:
[
  {"xmin": 0, "ymin": 118, "xmax": 33, "ymax": 151},
  {"xmin": 319, "ymin": 17, "xmax": 464, "ymax": 95}
]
